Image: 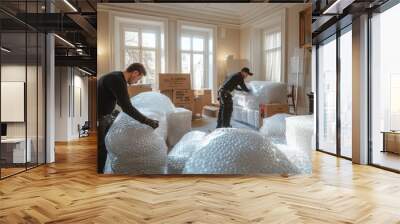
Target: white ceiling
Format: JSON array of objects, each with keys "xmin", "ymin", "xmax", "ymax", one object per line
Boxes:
[{"xmin": 167, "ymin": 3, "xmax": 266, "ymax": 17}]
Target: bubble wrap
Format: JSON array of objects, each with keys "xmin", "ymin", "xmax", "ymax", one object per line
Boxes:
[
  {"xmin": 286, "ymin": 115, "xmax": 314, "ymax": 158},
  {"xmin": 274, "ymin": 143, "xmax": 312, "ymax": 174},
  {"xmin": 105, "ymin": 112, "xmax": 167, "ymax": 174},
  {"xmin": 167, "ymin": 107, "xmax": 192, "ymax": 147},
  {"xmin": 259, "ymin": 113, "xmax": 292, "ymax": 141},
  {"xmin": 167, "ymin": 131, "xmax": 207, "ymax": 174},
  {"xmin": 131, "ymin": 92, "xmax": 175, "ymax": 115},
  {"xmin": 140, "ymin": 108, "xmax": 168, "ymax": 140},
  {"xmin": 232, "ymin": 106, "xmax": 260, "ymax": 128},
  {"xmin": 233, "ymin": 81, "xmax": 287, "ymax": 109},
  {"xmin": 183, "ymin": 128, "xmax": 300, "ymax": 174}
]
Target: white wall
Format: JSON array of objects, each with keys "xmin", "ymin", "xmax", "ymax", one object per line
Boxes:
[{"xmin": 54, "ymin": 67, "xmax": 89, "ymax": 141}]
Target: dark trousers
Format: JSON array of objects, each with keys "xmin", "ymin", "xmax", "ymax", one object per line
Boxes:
[
  {"xmin": 97, "ymin": 114, "xmax": 117, "ymax": 173},
  {"xmin": 216, "ymin": 90, "xmax": 233, "ymax": 128}
]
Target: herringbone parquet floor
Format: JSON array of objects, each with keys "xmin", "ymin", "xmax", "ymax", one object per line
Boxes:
[{"xmin": 1, "ymin": 135, "xmax": 400, "ymax": 224}]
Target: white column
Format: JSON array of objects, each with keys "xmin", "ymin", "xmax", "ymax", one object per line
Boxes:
[
  {"xmin": 46, "ymin": 33, "xmax": 55, "ymax": 163},
  {"xmin": 352, "ymin": 14, "xmax": 369, "ymax": 164}
]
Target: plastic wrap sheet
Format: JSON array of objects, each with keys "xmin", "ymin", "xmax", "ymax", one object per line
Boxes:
[
  {"xmin": 183, "ymin": 128, "xmax": 299, "ymax": 174},
  {"xmin": 286, "ymin": 115, "xmax": 314, "ymax": 158},
  {"xmin": 167, "ymin": 107, "xmax": 192, "ymax": 147},
  {"xmin": 233, "ymin": 81, "xmax": 287, "ymax": 109},
  {"xmin": 105, "ymin": 112, "xmax": 167, "ymax": 174},
  {"xmin": 140, "ymin": 109, "xmax": 168, "ymax": 140},
  {"xmin": 233, "ymin": 106, "xmax": 261, "ymax": 128},
  {"xmin": 259, "ymin": 113, "xmax": 292, "ymax": 141},
  {"xmin": 167, "ymin": 131, "xmax": 207, "ymax": 174},
  {"xmin": 131, "ymin": 92, "xmax": 176, "ymax": 115}
]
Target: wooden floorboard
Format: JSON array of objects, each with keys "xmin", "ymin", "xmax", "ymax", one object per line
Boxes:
[{"xmin": 1, "ymin": 135, "xmax": 400, "ymax": 223}]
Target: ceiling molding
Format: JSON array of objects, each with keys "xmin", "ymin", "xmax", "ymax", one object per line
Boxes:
[
  {"xmin": 98, "ymin": 3, "xmax": 241, "ymax": 28},
  {"xmin": 98, "ymin": 3, "xmax": 307, "ymax": 29}
]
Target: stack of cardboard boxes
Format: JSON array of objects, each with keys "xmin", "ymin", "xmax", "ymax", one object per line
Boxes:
[
  {"xmin": 127, "ymin": 84, "xmax": 152, "ymax": 97},
  {"xmin": 158, "ymin": 73, "xmax": 212, "ymax": 119}
]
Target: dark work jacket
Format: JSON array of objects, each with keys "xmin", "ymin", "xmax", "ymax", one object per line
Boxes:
[
  {"xmin": 220, "ymin": 72, "xmax": 250, "ymax": 93},
  {"xmin": 97, "ymin": 71, "xmax": 148, "ymax": 124}
]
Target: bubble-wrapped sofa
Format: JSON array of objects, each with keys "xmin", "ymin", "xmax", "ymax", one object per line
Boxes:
[{"xmin": 232, "ymin": 81, "xmax": 287, "ymax": 128}]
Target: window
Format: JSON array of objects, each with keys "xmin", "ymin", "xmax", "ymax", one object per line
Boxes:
[
  {"xmin": 317, "ymin": 36, "xmax": 337, "ymax": 155},
  {"xmin": 339, "ymin": 28, "xmax": 352, "ymax": 158},
  {"xmin": 123, "ymin": 29, "xmax": 158, "ymax": 86},
  {"xmin": 179, "ymin": 25, "xmax": 214, "ymax": 90},
  {"xmin": 370, "ymin": 3, "xmax": 400, "ymax": 171},
  {"xmin": 264, "ymin": 31, "xmax": 282, "ymax": 82}
]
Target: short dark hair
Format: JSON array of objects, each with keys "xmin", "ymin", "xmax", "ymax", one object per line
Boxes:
[{"xmin": 126, "ymin": 63, "xmax": 146, "ymax": 76}]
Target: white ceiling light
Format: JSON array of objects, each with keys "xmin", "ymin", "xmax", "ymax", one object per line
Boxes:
[
  {"xmin": 63, "ymin": 0, "xmax": 78, "ymax": 12},
  {"xmin": 78, "ymin": 67, "xmax": 93, "ymax": 76},
  {"xmin": 54, "ymin": 34, "xmax": 75, "ymax": 48},
  {"xmin": 1, "ymin": 47, "xmax": 11, "ymax": 53},
  {"xmin": 323, "ymin": 0, "xmax": 355, "ymax": 15}
]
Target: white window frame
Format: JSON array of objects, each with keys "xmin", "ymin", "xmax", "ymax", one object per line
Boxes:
[
  {"xmin": 112, "ymin": 13, "xmax": 167, "ymax": 88},
  {"xmin": 263, "ymin": 27, "xmax": 282, "ymax": 82},
  {"xmin": 177, "ymin": 21, "xmax": 216, "ymax": 91},
  {"xmin": 120, "ymin": 24, "xmax": 161, "ymax": 86}
]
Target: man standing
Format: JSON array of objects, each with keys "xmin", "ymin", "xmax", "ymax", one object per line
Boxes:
[
  {"xmin": 97, "ymin": 63, "xmax": 159, "ymax": 173},
  {"xmin": 217, "ymin": 67, "xmax": 253, "ymax": 128}
]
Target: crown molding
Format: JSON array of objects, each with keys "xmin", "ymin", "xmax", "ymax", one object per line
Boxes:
[{"xmin": 98, "ymin": 3, "xmax": 241, "ymax": 29}]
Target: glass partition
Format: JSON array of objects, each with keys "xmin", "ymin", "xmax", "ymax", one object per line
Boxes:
[
  {"xmin": 370, "ymin": 3, "xmax": 400, "ymax": 171},
  {"xmin": 0, "ymin": 1, "xmax": 46, "ymax": 179}
]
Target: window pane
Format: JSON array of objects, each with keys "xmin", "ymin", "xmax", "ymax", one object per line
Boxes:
[
  {"xmin": 142, "ymin": 32, "xmax": 156, "ymax": 48},
  {"xmin": 193, "ymin": 53, "xmax": 204, "ymax": 89},
  {"xmin": 125, "ymin": 48, "xmax": 140, "ymax": 68},
  {"xmin": 181, "ymin": 53, "xmax": 191, "ymax": 73},
  {"xmin": 371, "ymin": 3, "xmax": 400, "ymax": 171},
  {"xmin": 142, "ymin": 50, "xmax": 156, "ymax": 85},
  {"xmin": 125, "ymin": 31, "xmax": 138, "ymax": 47},
  {"xmin": 193, "ymin": 37, "xmax": 204, "ymax": 52},
  {"xmin": 181, "ymin": 36, "xmax": 191, "ymax": 51},
  {"xmin": 340, "ymin": 29, "xmax": 352, "ymax": 158},
  {"xmin": 318, "ymin": 38, "xmax": 337, "ymax": 155},
  {"xmin": 265, "ymin": 32, "xmax": 281, "ymax": 50}
]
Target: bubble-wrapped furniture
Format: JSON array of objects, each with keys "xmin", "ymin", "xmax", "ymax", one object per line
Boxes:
[
  {"xmin": 183, "ymin": 128, "xmax": 301, "ymax": 174},
  {"xmin": 131, "ymin": 92, "xmax": 176, "ymax": 115},
  {"xmin": 233, "ymin": 81, "xmax": 287, "ymax": 109},
  {"xmin": 286, "ymin": 115, "xmax": 314, "ymax": 158},
  {"xmin": 166, "ymin": 108, "xmax": 193, "ymax": 147},
  {"xmin": 259, "ymin": 113, "xmax": 292, "ymax": 143},
  {"xmin": 131, "ymin": 92, "xmax": 192, "ymax": 148},
  {"xmin": 104, "ymin": 112, "xmax": 168, "ymax": 174},
  {"xmin": 167, "ymin": 131, "xmax": 206, "ymax": 174},
  {"xmin": 232, "ymin": 81, "xmax": 287, "ymax": 128}
]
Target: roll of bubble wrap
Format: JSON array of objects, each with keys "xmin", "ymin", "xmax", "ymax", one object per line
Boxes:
[
  {"xmin": 285, "ymin": 115, "xmax": 314, "ymax": 158},
  {"xmin": 131, "ymin": 92, "xmax": 176, "ymax": 115},
  {"xmin": 183, "ymin": 128, "xmax": 300, "ymax": 174},
  {"xmin": 167, "ymin": 131, "xmax": 207, "ymax": 174},
  {"xmin": 105, "ymin": 112, "xmax": 167, "ymax": 174},
  {"xmin": 167, "ymin": 107, "xmax": 192, "ymax": 147}
]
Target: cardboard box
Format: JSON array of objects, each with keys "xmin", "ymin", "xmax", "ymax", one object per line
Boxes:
[
  {"xmin": 173, "ymin": 90, "xmax": 194, "ymax": 105},
  {"xmin": 194, "ymin": 89, "xmax": 212, "ymax": 106},
  {"xmin": 193, "ymin": 96, "xmax": 203, "ymax": 117},
  {"xmin": 203, "ymin": 105, "xmax": 219, "ymax": 117},
  {"xmin": 160, "ymin": 90, "xmax": 173, "ymax": 101},
  {"xmin": 128, "ymin": 84, "xmax": 152, "ymax": 97},
  {"xmin": 259, "ymin": 104, "xmax": 289, "ymax": 118},
  {"xmin": 158, "ymin": 73, "xmax": 191, "ymax": 90}
]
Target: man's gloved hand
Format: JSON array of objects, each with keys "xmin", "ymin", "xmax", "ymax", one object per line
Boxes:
[{"xmin": 147, "ymin": 118, "xmax": 159, "ymax": 129}]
